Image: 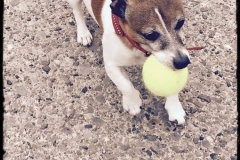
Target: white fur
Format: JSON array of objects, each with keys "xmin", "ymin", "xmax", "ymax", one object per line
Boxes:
[
  {"xmin": 154, "ymin": 8, "xmax": 171, "ymax": 40},
  {"xmin": 66, "ymin": 0, "xmax": 186, "ymax": 124}
]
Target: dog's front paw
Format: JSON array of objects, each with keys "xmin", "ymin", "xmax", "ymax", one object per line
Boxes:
[
  {"xmin": 122, "ymin": 90, "xmax": 142, "ymax": 115},
  {"xmin": 77, "ymin": 29, "xmax": 93, "ymax": 46},
  {"xmin": 165, "ymin": 99, "xmax": 186, "ymax": 124},
  {"xmin": 167, "ymin": 107, "xmax": 186, "ymax": 124}
]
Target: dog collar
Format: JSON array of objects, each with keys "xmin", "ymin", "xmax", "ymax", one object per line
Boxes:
[
  {"xmin": 112, "ymin": 14, "xmax": 151, "ymax": 57},
  {"xmin": 112, "ymin": 14, "xmax": 203, "ymax": 56}
]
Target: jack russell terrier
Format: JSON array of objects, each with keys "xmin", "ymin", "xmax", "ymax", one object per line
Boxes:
[{"xmin": 66, "ymin": 0, "xmax": 191, "ymax": 124}]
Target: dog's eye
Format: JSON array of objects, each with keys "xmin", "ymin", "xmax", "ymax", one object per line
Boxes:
[
  {"xmin": 142, "ymin": 31, "xmax": 160, "ymax": 41},
  {"xmin": 175, "ymin": 19, "xmax": 185, "ymax": 30}
]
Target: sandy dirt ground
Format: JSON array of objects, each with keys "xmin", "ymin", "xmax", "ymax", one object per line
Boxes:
[{"xmin": 3, "ymin": 0, "xmax": 237, "ymax": 159}]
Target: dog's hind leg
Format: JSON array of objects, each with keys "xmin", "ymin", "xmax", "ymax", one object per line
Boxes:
[{"xmin": 67, "ymin": 0, "xmax": 92, "ymax": 46}]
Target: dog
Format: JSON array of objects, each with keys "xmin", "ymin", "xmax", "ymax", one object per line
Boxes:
[{"xmin": 66, "ymin": 0, "xmax": 191, "ymax": 124}]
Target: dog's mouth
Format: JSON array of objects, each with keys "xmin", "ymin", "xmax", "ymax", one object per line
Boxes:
[{"xmin": 152, "ymin": 46, "xmax": 203, "ymax": 69}]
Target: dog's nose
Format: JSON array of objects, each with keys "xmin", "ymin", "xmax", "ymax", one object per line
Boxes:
[{"xmin": 173, "ymin": 55, "xmax": 191, "ymax": 69}]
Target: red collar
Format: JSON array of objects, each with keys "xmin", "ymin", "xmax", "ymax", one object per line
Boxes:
[
  {"xmin": 112, "ymin": 14, "xmax": 203, "ymax": 56},
  {"xmin": 112, "ymin": 14, "xmax": 151, "ymax": 57}
]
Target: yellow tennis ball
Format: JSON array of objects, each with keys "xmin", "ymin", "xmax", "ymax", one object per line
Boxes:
[{"xmin": 142, "ymin": 55, "xmax": 188, "ymax": 97}]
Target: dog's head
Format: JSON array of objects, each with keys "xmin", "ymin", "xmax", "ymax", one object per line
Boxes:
[{"xmin": 110, "ymin": 0, "xmax": 190, "ymax": 69}]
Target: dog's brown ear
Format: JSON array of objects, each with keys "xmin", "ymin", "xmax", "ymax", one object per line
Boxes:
[{"xmin": 110, "ymin": 0, "xmax": 127, "ymax": 19}]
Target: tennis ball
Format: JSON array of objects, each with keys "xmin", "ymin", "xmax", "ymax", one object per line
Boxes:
[{"xmin": 142, "ymin": 55, "xmax": 188, "ymax": 97}]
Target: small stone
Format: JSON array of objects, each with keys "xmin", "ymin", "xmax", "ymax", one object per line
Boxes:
[
  {"xmin": 219, "ymin": 139, "xmax": 227, "ymax": 147},
  {"xmin": 81, "ymin": 87, "xmax": 88, "ymax": 93},
  {"xmin": 171, "ymin": 146, "xmax": 181, "ymax": 153},
  {"xmin": 209, "ymin": 30, "xmax": 216, "ymax": 38},
  {"xmin": 132, "ymin": 125, "xmax": 137, "ymax": 131},
  {"xmin": 148, "ymin": 108, "xmax": 159, "ymax": 116},
  {"xmin": 65, "ymin": 81, "xmax": 73, "ymax": 86},
  {"xmin": 190, "ymin": 107, "xmax": 197, "ymax": 114},
  {"xmin": 15, "ymin": 94, "xmax": 21, "ymax": 98},
  {"xmin": 142, "ymin": 95, "xmax": 148, "ymax": 99},
  {"xmin": 62, "ymin": 127, "xmax": 72, "ymax": 135},
  {"xmin": 10, "ymin": 0, "xmax": 20, "ymax": 6},
  {"xmin": 24, "ymin": 123, "xmax": 33, "ymax": 128},
  {"xmin": 197, "ymin": 94, "xmax": 211, "ymax": 103},
  {"xmin": 202, "ymin": 140, "xmax": 211, "ymax": 148},
  {"xmin": 216, "ymin": 133, "xmax": 223, "ymax": 136},
  {"xmin": 88, "ymin": 144, "xmax": 97, "ymax": 154},
  {"xmin": 210, "ymin": 153, "xmax": 217, "ymax": 159},
  {"xmin": 174, "ymin": 154, "xmax": 184, "ymax": 160},
  {"xmin": 150, "ymin": 147, "xmax": 158, "ymax": 154},
  {"xmin": 144, "ymin": 135, "xmax": 158, "ymax": 141},
  {"xmin": 199, "ymin": 135, "xmax": 204, "ymax": 140},
  {"xmin": 84, "ymin": 124, "xmax": 93, "ymax": 128},
  {"xmin": 5, "ymin": 26, "xmax": 11, "ymax": 30},
  {"xmin": 69, "ymin": 21, "xmax": 75, "ymax": 26},
  {"xmin": 73, "ymin": 61, "xmax": 79, "ymax": 66},
  {"xmin": 72, "ymin": 95, "xmax": 80, "ymax": 98},
  {"xmin": 200, "ymin": 7, "xmax": 208, "ymax": 12},
  {"xmin": 144, "ymin": 113, "xmax": 150, "ymax": 120},
  {"xmin": 53, "ymin": 60, "xmax": 60, "ymax": 66},
  {"xmin": 146, "ymin": 150, "xmax": 152, "ymax": 156},
  {"xmin": 120, "ymin": 144, "xmax": 130, "ymax": 151},
  {"xmin": 92, "ymin": 117, "xmax": 104, "ymax": 126},
  {"xmin": 213, "ymin": 147, "xmax": 222, "ymax": 154},
  {"xmin": 170, "ymin": 132, "xmax": 181, "ymax": 141},
  {"xmin": 214, "ymin": 70, "xmax": 219, "ymax": 75},
  {"xmin": 92, "ymin": 139, "xmax": 98, "ymax": 143},
  {"xmin": 87, "ymin": 106, "xmax": 94, "ymax": 113},
  {"xmin": 226, "ymin": 81, "xmax": 231, "ymax": 87},
  {"xmin": 7, "ymin": 80, "xmax": 12, "ymax": 85},
  {"xmin": 147, "ymin": 107, "xmax": 152, "ymax": 113},
  {"xmin": 192, "ymin": 101, "xmax": 203, "ymax": 108},
  {"xmin": 55, "ymin": 27, "xmax": 62, "ymax": 31},
  {"xmin": 95, "ymin": 86, "xmax": 102, "ymax": 91},
  {"xmin": 42, "ymin": 66, "xmax": 51, "ymax": 74},
  {"xmin": 202, "ymin": 128, "xmax": 207, "ymax": 132},
  {"xmin": 65, "ymin": 38, "xmax": 70, "ymax": 42},
  {"xmin": 82, "ymin": 146, "xmax": 88, "ymax": 150},
  {"xmin": 40, "ymin": 60, "xmax": 50, "ymax": 66},
  {"xmin": 73, "ymin": 73, "xmax": 79, "ymax": 76},
  {"xmin": 185, "ymin": 133, "xmax": 191, "ymax": 138},
  {"xmin": 40, "ymin": 124, "xmax": 48, "ymax": 129},
  {"xmin": 193, "ymin": 138, "xmax": 199, "ymax": 144},
  {"xmin": 202, "ymin": 13, "xmax": 208, "ymax": 19},
  {"xmin": 76, "ymin": 150, "xmax": 81, "ymax": 155},
  {"xmin": 132, "ymin": 116, "xmax": 142, "ymax": 123},
  {"xmin": 95, "ymin": 95, "xmax": 105, "ymax": 103},
  {"xmin": 27, "ymin": 17, "xmax": 31, "ymax": 21}
]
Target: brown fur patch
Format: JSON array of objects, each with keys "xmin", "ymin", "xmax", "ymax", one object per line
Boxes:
[
  {"xmin": 91, "ymin": 0, "xmax": 105, "ymax": 29},
  {"xmin": 91, "ymin": 0, "xmax": 185, "ymax": 53},
  {"xmin": 118, "ymin": 0, "xmax": 185, "ymax": 52}
]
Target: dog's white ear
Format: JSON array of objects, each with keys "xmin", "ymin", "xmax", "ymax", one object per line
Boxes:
[{"xmin": 110, "ymin": 0, "xmax": 127, "ymax": 19}]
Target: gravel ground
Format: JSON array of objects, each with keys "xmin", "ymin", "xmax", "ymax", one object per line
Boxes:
[{"xmin": 3, "ymin": 0, "xmax": 237, "ymax": 159}]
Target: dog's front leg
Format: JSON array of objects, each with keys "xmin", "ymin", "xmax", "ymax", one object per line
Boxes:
[
  {"xmin": 165, "ymin": 93, "xmax": 186, "ymax": 124},
  {"xmin": 105, "ymin": 64, "xmax": 142, "ymax": 115}
]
